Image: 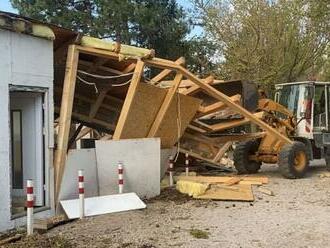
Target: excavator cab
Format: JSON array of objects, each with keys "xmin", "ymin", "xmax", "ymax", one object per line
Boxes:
[{"xmin": 275, "ymin": 82, "xmax": 330, "ymax": 164}]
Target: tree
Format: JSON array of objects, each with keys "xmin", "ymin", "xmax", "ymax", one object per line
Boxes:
[
  {"xmin": 11, "ymin": 0, "xmax": 190, "ymax": 60},
  {"xmin": 194, "ymin": 0, "xmax": 330, "ymax": 91}
]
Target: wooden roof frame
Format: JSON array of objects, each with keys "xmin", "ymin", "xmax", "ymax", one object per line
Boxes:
[{"xmin": 54, "ymin": 44, "xmax": 292, "ymax": 203}]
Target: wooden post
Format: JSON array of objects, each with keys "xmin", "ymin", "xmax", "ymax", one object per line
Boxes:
[
  {"xmin": 148, "ymin": 73, "xmax": 183, "ymax": 137},
  {"xmin": 54, "ymin": 45, "xmax": 79, "ymax": 202},
  {"xmin": 113, "ymin": 60, "xmax": 145, "ymax": 139}
]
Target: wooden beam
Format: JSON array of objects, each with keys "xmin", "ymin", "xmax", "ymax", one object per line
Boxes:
[
  {"xmin": 181, "ymin": 75, "xmax": 214, "ymax": 95},
  {"xmin": 197, "ymin": 94, "xmax": 241, "ymax": 118},
  {"xmin": 75, "ymin": 127, "xmax": 92, "ymax": 141},
  {"xmin": 113, "ymin": 60, "xmax": 145, "ymax": 139},
  {"xmin": 122, "ymin": 63, "xmax": 136, "ymax": 73},
  {"xmin": 212, "ymin": 132, "xmax": 266, "ymax": 144},
  {"xmin": 68, "ymin": 123, "xmax": 84, "ymax": 150},
  {"xmin": 54, "ymin": 45, "xmax": 79, "ymax": 202},
  {"xmin": 148, "ymin": 73, "xmax": 183, "ymax": 137},
  {"xmin": 89, "ymin": 89, "xmax": 109, "ymax": 119},
  {"xmin": 149, "ymin": 57, "xmax": 185, "ymax": 85},
  {"xmin": 213, "ymin": 141, "xmax": 232, "ymax": 163},
  {"xmin": 54, "ymin": 107, "xmax": 116, "ymax": 130},
  {"xmin": 209, "ymin": 112, "xmax": 265, "ymax": 132},
  {"xmin": 79, "ymin": 60, "xmax": 123, "ymax": 75},
  {"xmin": 54, "ymin": 87, "xmax": 121, "ymax": 113},
  {"xmin": 87, "ymin": 57, "xmax": 109, "ymax": 73},
  {"xmin": 179, "ymin": 148, "xmax": 222, "ymax": 167}
]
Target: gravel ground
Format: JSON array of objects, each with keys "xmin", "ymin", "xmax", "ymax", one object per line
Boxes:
[{"xmin": 4, "ymin": 161, "xmax": 330, "ymax": 248}]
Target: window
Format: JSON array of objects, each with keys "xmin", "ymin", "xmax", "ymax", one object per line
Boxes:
[{"xmin": 11, "ymin": 110, "xmax": 23, "ymax": 189}]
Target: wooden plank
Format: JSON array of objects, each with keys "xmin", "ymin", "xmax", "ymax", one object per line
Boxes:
[
  {"xmin": 54, "ymin": 45, "xmax": 79, "ymax": 202},
  {"xmin": 87, "ymin": 57, "xmax": 109, "ymax": 73},
  {"xmin": 150, "ymin": 57, "xmax": 185, "ymax": 84},
  {"xmin": 213, "ymin": 141, "xmax": 233, "ymax": 162},
  {"xmin": 179, "ymin": 148, "xmax": 223, "ymax": 166},
  {"xmin": 197, "ymin": 94, "xmax": 241, "ymax": 117},
  {"xmin": 148, "ymin": 73, "xmax": 183, "ymax": 137},
  {"xmin": 122, "ymin": 63, "xmax": 136, "ymax": 73},
  {"xmin": 75, "ymin": 127, "xmax": 92, "ymax": 141},
  {"xmin": 54, "ymin": 107, "xmax": 116, "ymax": 130},
  {"xmin": 178, "ymin": 175, "xmax": 268, "ymax": 184},
  {"xmin": 181, "ymin": 76, "xmax": 214, "ymax": 95},
  {"xmin": 196, "ymin": 184, "xmax": 254, "ymax": 201},
  {"xmin": 113, "ymin": 60, "xmax": 145, "ymax": 139},
  {"xmin": 223, "ymin": 177, "xmax": 241, "ymax": 186},
  {"xmin": 209, "ymin": 112, "xmax": 265, "ymax": 132},
  {"xmin": 258, "ymin": 186, "xmax": 274, "ymax": 196},
  {"xmin": 89, "ymin": 89, "xmax": 109, "ymax": 119}
]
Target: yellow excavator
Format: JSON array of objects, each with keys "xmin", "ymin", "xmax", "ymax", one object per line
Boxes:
[{"xmin": 229, "ymin": 81, "xmax": 330, "ymax": 178}]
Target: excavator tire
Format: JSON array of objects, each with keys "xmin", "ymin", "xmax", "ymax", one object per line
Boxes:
[
  {"xmin": 325, "ymin": 147, "xmax": 330, "ymax": 171},
  {"xmin": 278, "ymin": 141, "xmax": 309, "ymax": 179},
  {"xmin": 233, "ymin": 139, "xmax": 261, "ymax": 174}
]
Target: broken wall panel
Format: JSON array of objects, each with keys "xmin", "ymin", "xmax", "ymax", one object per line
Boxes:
[{"xmin": 114, "ymin": 83, "xmax": 201, "ymax": 148}]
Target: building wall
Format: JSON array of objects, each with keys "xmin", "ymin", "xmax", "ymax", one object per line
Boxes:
[{"xmin": 0, "ymin": 29, "xmax": 54, "ymax": 232}]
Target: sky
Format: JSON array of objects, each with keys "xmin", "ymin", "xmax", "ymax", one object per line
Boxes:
[{"xmin": 0, "ymin": 0, "xmax": 202, "ymax": 36}]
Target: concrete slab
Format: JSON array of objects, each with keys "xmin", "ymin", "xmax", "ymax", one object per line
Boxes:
[
  {"xmin": 95, "ymin": 138, "xmax": 161, "ymax": 199},
  {"xmin": 58, "ymin": 149, "xmax": 98, "ymax": 201}
]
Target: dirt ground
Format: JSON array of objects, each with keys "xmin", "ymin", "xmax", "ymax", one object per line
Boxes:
[{"xmin": 4, "ymin": 161, "xmax": 330, "ymax": 248}]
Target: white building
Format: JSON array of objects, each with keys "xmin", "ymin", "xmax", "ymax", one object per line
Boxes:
[{"xmin": 0, "ymin": 12, "xmax": 55, "ymax": 231}]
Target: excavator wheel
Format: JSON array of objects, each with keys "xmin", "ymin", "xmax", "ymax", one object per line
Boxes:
[
  {"xmin": 233, "ymin": 139, "xmax": 261, "ymax": 174},
  {"xmin": 325, "ymin": 147, "xmax": 330, "ymax": 171},
  {"xmin": 278, "ymin": 141, "xmax": 309, "ymax": 179}
]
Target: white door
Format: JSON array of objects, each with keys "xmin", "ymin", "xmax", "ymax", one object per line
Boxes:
[{"xmin": 10, "ymin": 92, "xmax": 44, "ymax": 206}]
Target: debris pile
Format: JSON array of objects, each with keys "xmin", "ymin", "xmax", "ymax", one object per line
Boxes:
[{"xmin": 176, "ymin": 175, "xmax": 269, "ymax": 201}]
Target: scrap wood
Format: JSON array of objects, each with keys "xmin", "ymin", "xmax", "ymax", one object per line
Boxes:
[
  {"xmin": 0, "ymin": 234, "xmax": 22, "ymax": 245},
  {"xmin": 319, "ymin": 172, "xmax": 330, "ymax": 178},
  {"xmin": 223, "ymin": 177, "xmax": 241, "ymax": 186},
  {"xmin": 258, "ymin": 186, "xmax": 274, "ymax": 196},
  {"xmin": 178, "ymin": 176, "xmax": 268, "ymax": 185},
  {"xmin": 196, "ymin": 184, "xmax": 254, "ymax": 201}
]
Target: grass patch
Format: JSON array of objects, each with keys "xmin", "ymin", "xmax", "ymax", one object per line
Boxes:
[{"xmin": 189, "ymin": 229, "xmax": 209, "ymax": 239}]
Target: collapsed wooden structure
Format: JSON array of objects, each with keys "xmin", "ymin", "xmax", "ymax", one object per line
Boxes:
[{"xmin": 54, "ymin": 37, "xmax": 292, "ymax": 201}]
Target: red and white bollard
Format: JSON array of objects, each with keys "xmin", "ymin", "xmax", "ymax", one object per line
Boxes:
[
  {"xmin": 168, "ymin": 156, "xmax": 174, "ymax": 186},
  {"xmin": 26, "ymin": 179, "xmax": 34, "ymax": 235},
  {"xmin": 78, "ymin": 170, "xmax": 85, "ymax": 219},
  {"xmin": 118, "ymin": 162, "xmax": 124, "ymax": 194},
  {"xmin": 185, "ymin": 153, "xmax": 189, "ymax": 176}
]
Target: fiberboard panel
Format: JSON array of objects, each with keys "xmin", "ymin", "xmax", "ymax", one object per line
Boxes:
[{"xmin": 116, "ymin": 83, "xmax": 201, "ymax": 148}]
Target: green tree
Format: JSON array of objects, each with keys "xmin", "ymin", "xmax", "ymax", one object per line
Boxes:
[
  {"xmin": 194, "ymin": 0, "xmax": 330, "ymax": 91},
  {"xmin": 11, "ymin": 0, "xmax": 190, "ymax": 60}
]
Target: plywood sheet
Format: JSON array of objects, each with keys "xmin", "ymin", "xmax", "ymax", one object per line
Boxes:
[
  {"xmin": 156, "ymin": 93, "xmax": 202, "ymax": 148},
  {"xmin": 178, "ymin": 176, "xmax": 268, "ymax": 184},
  {"xmin": 196, "ymin": 184, "xmax": 254, "ymax": 201},
  {"xmin": 116, "ymin": 83, "xmax": 201, "ymax": 148},
  {"xmin": 60, "ymin": 193, "xmax": 146, "ymax": 219}
]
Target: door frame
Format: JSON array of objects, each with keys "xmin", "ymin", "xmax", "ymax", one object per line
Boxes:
[{"xmin": 9, "ymin": 85, "xmax": 51, "ymax": 216}]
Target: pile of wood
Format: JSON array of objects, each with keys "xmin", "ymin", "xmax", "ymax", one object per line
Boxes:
[{"xmin": 176, "ymin": 175, "xmax": 270, "ymax": 201}]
